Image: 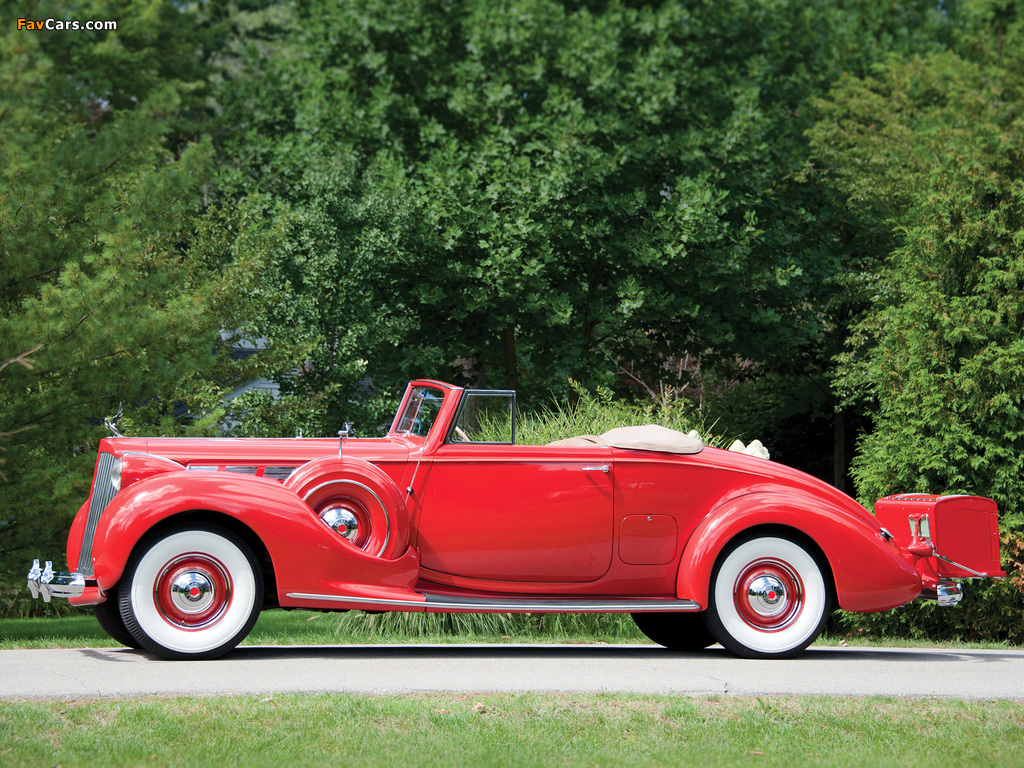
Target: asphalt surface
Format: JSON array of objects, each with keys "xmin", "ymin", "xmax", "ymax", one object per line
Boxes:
[{"xmin": 2, "ymin": 644, "xmax": 1022, "ymax": 700}]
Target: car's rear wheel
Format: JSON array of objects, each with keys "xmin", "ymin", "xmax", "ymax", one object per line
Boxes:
[
  {"xmin": 119, "ymin": 525, "xmax": 263, "ymax": 660},
  {"xmin": 704, "ymin": 534, "xmax": 830, "ymax": 659},
  {"xmin": 93, "ymin": 587, "xmax": 142, "ymax": 649},
  {"xmin": 631, "ymin": 611, "xmax": 717, "ymax": 651}
]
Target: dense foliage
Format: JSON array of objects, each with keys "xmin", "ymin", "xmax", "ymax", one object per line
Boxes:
[
  {"xmin": 1, "ymin": 0, "xmax": 1021, "ymax": 636},
  {"xmin": 806, "ymin": 3, "xmax": 1024, "ymax": 639},
  {"xmin": 813, "ymin": 48, "xmax": 1024, "ymax": 530},
  {"xmin": 0, "ymin": 1, "xmax": 302, "ymax": 610},
  {"xmin": 211, "ymin": 1, "xmax": 951, "ymax": 411}
]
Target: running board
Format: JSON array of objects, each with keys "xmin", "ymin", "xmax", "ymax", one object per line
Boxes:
[
  {"xmin": 424, "ymin": 594, "xmax": 701, "ymax": 612},
  {"xmin": 286, "ymin": 592, "xmax": 701, "ymax": 613}
]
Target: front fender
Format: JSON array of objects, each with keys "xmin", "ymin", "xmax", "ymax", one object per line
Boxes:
[
  {"xmin": 89, "ymin": 471, "xmax": 419, "ymax": 602},
  {"xmin": 675, "ymin": 492, "xmax": 922, "ymax": 613}
]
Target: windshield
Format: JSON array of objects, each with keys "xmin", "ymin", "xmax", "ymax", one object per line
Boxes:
[{"xmin": 394, "ymin": 386, "xmax": 446, "ymax": 438}]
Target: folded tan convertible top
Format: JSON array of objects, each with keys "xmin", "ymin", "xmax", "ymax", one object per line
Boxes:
[
  {"xmin": 600, "ymin": 424, "xmax": 704, "ymax": 454},
  {"xmin": 546, "ymin": 425, "xmax": 704, "ymax": 454}
]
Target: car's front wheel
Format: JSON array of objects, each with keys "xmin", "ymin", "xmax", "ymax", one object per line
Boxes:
[
  {"xmin": 119, "ymin": 525, "xmax": 263, "ymax": 660},
  {"xmin": 704, "ymin": 534, "xmax": 830, "ymax": 659},
  {"xmin": 93, "ymin": 587, "xmax": 142, "ymax": 649}
]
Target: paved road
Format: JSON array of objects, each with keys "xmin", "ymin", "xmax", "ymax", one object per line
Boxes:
[{"xmin": 2, "ymin": 644, "xmax": 1022, "ymax": 700}]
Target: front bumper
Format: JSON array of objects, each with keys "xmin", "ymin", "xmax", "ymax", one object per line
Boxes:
[{"xmin": 26, "ymin": 559, "xmax": 87, "ymax": 602}]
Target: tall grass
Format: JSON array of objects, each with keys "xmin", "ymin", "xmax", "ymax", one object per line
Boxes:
[
  {"xmin": 325, "ymin": 610, "xmax": 645, "ymax": 642},
  {"xmin": 510, "ymin": 380, "xmax": 727, "ymax": 447}
]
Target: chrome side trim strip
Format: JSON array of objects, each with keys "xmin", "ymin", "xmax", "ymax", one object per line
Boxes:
[
  {"xmin": 425, "ymin": 594, "xmax": 701, "ymax": 612},
  {"xmin": 287, "ymin": 593, "xmax": 424, "ymax": 608},
  {"xmin": 286, "ymin": 592, "xmax": 701, "ymax": 612}
]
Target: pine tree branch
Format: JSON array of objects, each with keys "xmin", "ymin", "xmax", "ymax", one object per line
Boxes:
[{"xmin": 0, "ymin": 346, "xmax": 42, "ymax": 375}]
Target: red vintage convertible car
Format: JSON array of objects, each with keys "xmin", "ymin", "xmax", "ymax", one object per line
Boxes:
[{"xmin": 27, "ymin": 380, "xmax": 1005, "ymax": 659}]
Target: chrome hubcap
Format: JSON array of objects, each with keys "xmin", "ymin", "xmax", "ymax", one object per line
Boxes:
[
  {"xmin": 745, "ymin": 574, "xmax": 788, "ymax": 619},
  {"xmin": 320, "ymin": 505, "xmax": 362, "ymax": 543},
  {"xmin": 733, "ymin": 559, "xmax": 803, "ymax": 632},
  {"xmin": 154, "ymin": 554, "xmax": 232, "ymax": 630},
  {"xmin": 170, "ymin": 571, "xmax": 216, "ymax": 615}
]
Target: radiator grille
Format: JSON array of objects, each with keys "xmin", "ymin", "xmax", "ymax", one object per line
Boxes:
[{"xmin": 76, "ymin": 452, "xmax": 118, "ymax": 577}]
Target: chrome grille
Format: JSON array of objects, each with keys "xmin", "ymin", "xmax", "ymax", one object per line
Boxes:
[{"xmin": 76, "ymin": 451, "xmax": 118, "ymax": 576}]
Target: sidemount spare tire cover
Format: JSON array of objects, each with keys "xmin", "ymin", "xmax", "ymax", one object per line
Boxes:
[{"xmin": 285, "ymin": 456, "xmax": 410, "ymax": 560}]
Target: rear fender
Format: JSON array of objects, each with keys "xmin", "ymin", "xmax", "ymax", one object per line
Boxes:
[
  {"xmin": 676, "ymin": 493, "xmax": 922, "ymax": 613},
  {"xmin": 89, "ymin": 472, "xmax": 419, "ymax": 603}
]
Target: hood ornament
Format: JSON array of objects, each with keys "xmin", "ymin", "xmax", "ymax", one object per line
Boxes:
[
  {"xmin": 103, "ymin": 404, "xmax": 124, "ymax": 438},
  {"xmin": 338, "ymin": 423, "xmax": 351, "ymax": 458}
]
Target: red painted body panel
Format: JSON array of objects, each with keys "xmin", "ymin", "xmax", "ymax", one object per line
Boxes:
[
  {"xmin": 619, "ymin": 515, "xmax": 677, "ymax": 565},
  {"xmin": 87, "ymin": 471, "xmax": 421, "ymax": 608},
  {"xmin": 608, "ymin": 447, "xmax": 921, "ymax": 611},
  {"xmin": 111, "ymin": 436, "xmax": 414, "ymax": 490},
  {"xmin": 675, "ymin": 492, "xmax": 921, "ymax": 612},
  {"xmin": 66, "ymin": 501, "xmax": 89, "ymax": 575},
  {"xmin": 416, "ymin": 444, "xmax": 615, "ymax": 581},
  {"xmin": 875, "ymin": 495, "xmax": 1005, "ymax": 578},
  {"xmin": 55, "ymin": 379, "xmax": 1003, "ymax": 631}
]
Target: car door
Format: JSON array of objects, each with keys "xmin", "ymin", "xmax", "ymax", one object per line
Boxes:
[{"xmin": 415, "ymin": 443, "xmax": 615, "ymax": 583}]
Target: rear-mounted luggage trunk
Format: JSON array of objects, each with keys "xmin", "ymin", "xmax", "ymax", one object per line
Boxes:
[{"xmin": 875, "ymin": 494, "xmax": 1005, "ymax": 579}]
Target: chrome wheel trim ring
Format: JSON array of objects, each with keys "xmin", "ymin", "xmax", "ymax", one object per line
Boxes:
[
  {"xmin": 154, "ymin": 554, "xmax": 232, "ymax": 630},
  {"xmin": 733, "ymin": 559, "xmax": 803, "ymax": 632},
  {"xmin": 303, "ymin": 479, "xmax": 391, "ymax": 557}
]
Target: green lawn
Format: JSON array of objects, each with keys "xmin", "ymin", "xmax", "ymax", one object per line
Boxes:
[{"xmin": 2, "ymin": 694, "xmax": 1023, "ymax": 768}]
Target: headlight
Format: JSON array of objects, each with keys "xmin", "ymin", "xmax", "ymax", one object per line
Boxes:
[{"xmin": 109, "ymin": 458, "xmax": 122, "ymax": 492}]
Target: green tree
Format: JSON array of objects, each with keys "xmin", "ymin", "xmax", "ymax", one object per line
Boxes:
[
  {"xmin": 213, "ymin": 0, "xmax": 953, "ymax": 442},
  {"xmin": 812, "ymin": 44, "xmax": 1024, "ymax": 526},
  {"xmin": 797, "ymin": 4, "xmax": 1024, "ymax": 642},
  {"xmin": 0, "ymin": 1, "xmax": 296, "ymax": 612}
]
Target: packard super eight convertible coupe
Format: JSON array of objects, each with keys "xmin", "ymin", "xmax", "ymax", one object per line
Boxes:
[{"xmin": 28, "ymin": 380, "xmax": 1005, "ymax": 659}]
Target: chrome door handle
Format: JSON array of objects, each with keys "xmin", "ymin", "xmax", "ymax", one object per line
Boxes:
[{"xmin": 582, "ymin": 465, "xmax": 610, "ymax": 473}]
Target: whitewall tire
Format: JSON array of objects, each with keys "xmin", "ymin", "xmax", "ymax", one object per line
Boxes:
[
  {"xmin": 704, "ymin": 534, "xmax": 830, "ymax": 659},
  {"xmin": 119, "ymin": 525, "xmax": 263, "ymax": 660}
]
